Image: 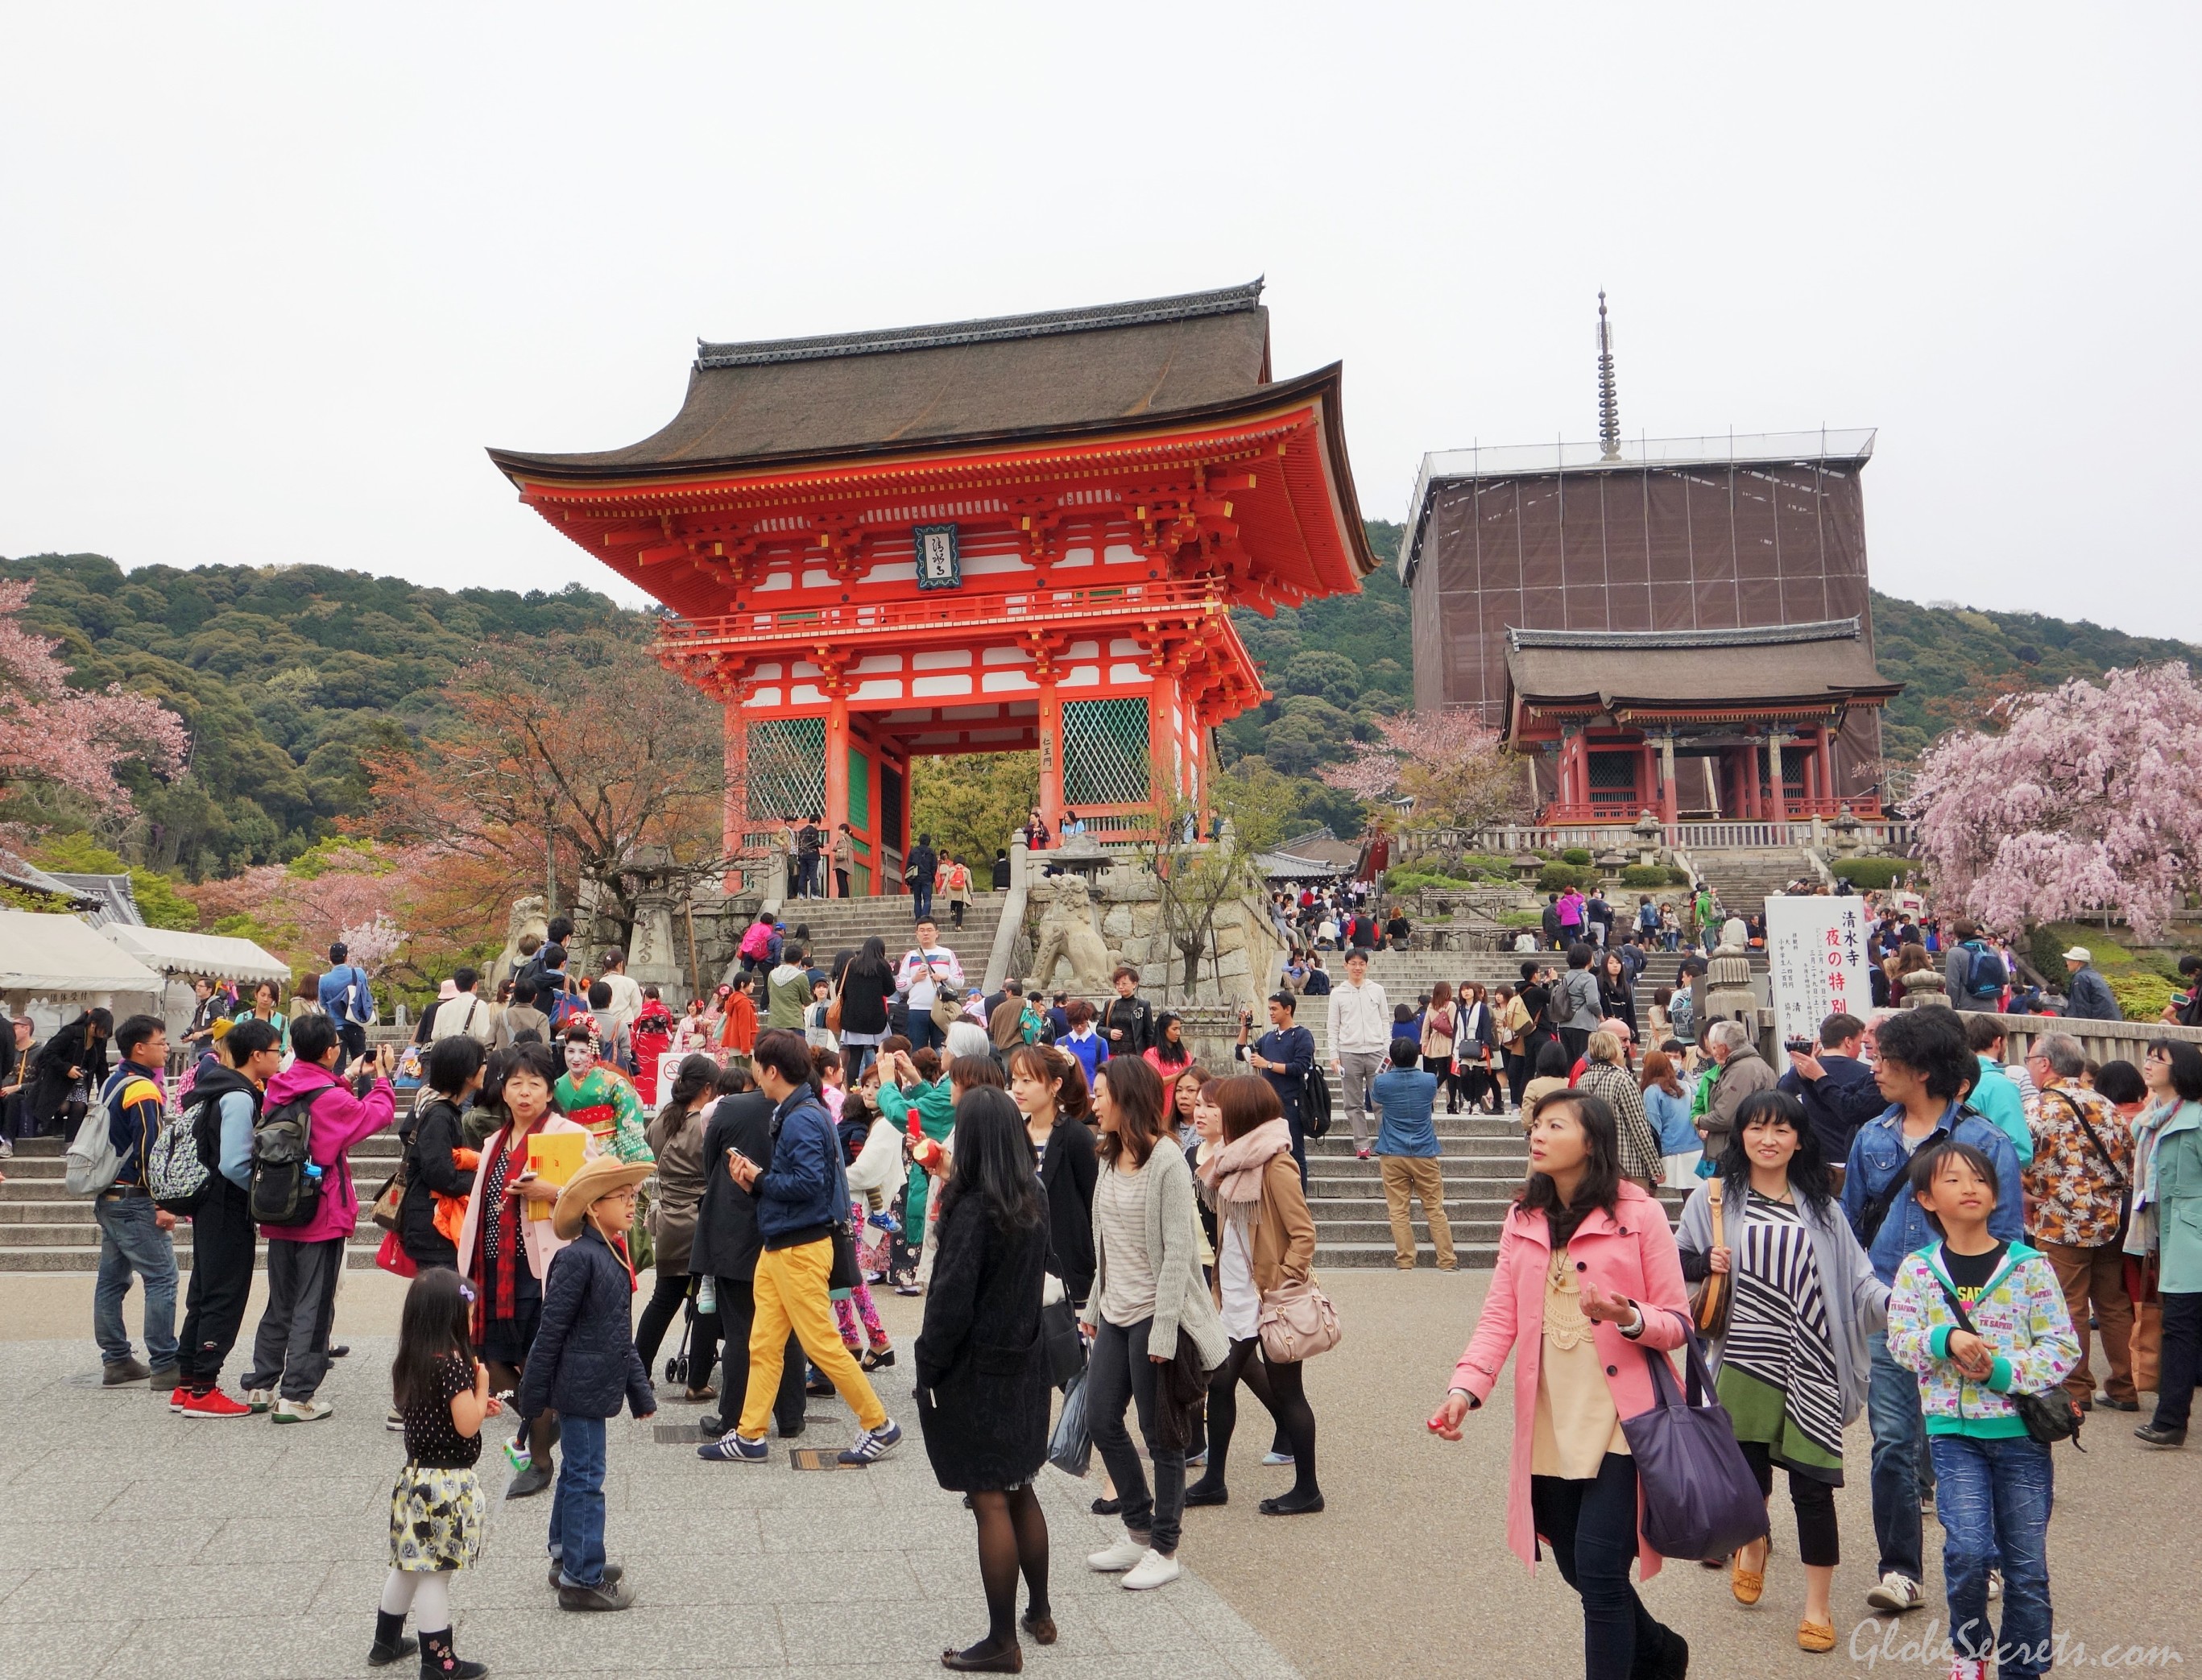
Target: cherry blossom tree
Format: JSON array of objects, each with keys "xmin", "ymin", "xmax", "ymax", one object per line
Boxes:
[
  {"xmin": 337, "ymin": 913, "xmax": 408, "ymax": 974},
  {"xmin": 0, "ymin": 578, "xmax": 188, "ymax": 834},
  {"xmin": 1318, "ymin": 707, "xmax": 1529, "ymax": 830},
  {"xmin": 1910, "ymin": 662, "xmax": 2202, "ymax": 940}
]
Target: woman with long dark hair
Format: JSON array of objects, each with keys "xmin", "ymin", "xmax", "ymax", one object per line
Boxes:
[
  {"xmin": 1082, "ymin": 1054, "xmax": 1228, "ymax": 1593},
  {"xmin": 1420, "ymin": 982, "xmax": 1459, "ymax": 1111},
  {"xmin": 1430, "ymin": 1090, "xmax": 1691, "ymax": 1679},
  {"xmin": 916, "ymin": 1086, "xmax": 1055, "ymax": 1672},
  {"xmin": 838, "ymin": 935, "xmax": 896, "ymax": 1082},
  {"xmin": 1597, "ymin": 950, "xmax": 1638, "ymax": 1043},
  {"xmin": 1007, "ymin": 1044, "xmax": 1096, "ymax": 1310},
  {"xmin": 1143, "ymin": 1012, "xmax": 1192, "ymax": 1078},
  {"xmin": 1675, "ymin": 1090, "xmax": 1887, "ymax": 1654},
  {"xmin": 1186, "ymin": 1074, "xmax": 1322, "ymax": 1515},
  {"xmin": 1455, "ymin": 982, "xmax": 1500, "ymax": 1115},
  {"xmin": 633, "ymin": 1053, "xmax": 723, "ymax": 1401}
]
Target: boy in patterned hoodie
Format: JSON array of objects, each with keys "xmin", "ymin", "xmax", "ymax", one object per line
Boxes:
[{"xmin": 1887, "ymin": 1140, "xmax": 2080, "ymax": 1680}]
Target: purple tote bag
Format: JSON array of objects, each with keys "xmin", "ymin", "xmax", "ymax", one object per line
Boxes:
[{"xmin": 1617, "ymin": 1317, "xmax": 1770, "ymax": 1562}]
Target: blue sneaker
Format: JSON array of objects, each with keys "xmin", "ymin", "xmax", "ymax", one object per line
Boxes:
[
  {"xmin": 839, "ymin": 1418, "xmax": 902, "ymax": 1466},
  {"xmin": 698, "ymin": 1430, "xmax": 770, "ymax": 1463}
]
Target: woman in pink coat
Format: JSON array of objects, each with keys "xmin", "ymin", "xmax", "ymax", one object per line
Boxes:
[{"xmin": 1429, "ymin": 1087, "xmax": 1693, "ymax": 1679}]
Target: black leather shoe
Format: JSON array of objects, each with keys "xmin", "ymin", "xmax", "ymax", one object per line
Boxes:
[
  {"xmin": 2096, "ymin": 1393, "xmax": 2141, "ymax": 1413},
  {"xmin": 2135, "ymin": 1423, "xmax": 2188, "ymax": 1447},
  {"xmin": 1182, "ymin": 1480, "xmax": 1228, "ymax": 1507}
]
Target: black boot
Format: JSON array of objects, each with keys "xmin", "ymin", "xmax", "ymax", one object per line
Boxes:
[
  {"xmin": 367, "ymin": 1610, "xmax": 416, "ymax": 1667},
  {"xmin": 418, "ymin": 1628, "xmax": 488, "ymax": 1678}
]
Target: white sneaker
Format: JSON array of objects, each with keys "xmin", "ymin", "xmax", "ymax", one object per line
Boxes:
[
  {"xmin": 1121, "ymin": 1548, "xmax": 1181, "ymax": 1591},
  {"xmin": 271, "ymin": 1397, "xmax": 333, "ymax": 1425},
  {"xmin": 1865, "ymin": 1570, "xmax": 1926, "ymax": 1612},
  {"xmin": 243, "ymin": 1388, "xmax": 272, "ymax": 1414},
  {"xmin": 1087, "ymin": 1534, "xmax": 1146, "ymax": 1573}
]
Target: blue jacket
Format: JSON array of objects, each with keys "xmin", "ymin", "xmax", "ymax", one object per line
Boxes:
[
  {"xmin": 1841, "ymin": 1100, "xmax": 2024, "ymax": 1285},
  {"xmin": 318, "ymin": 964, "xmax": 371, "ymax": 1023},
  {"xmin": 754, "ymin": 1088, "xmax": 846, "ymax": 1248},
  {"xmin": 2062, "ymin": 966, "xmax": 2121, "ymax": 1021},
  {"xmin": 516, "ymin": 1223, "xmax": 655, "ymax": 1421},
  {"xmin": 1372, "ymin": 1067, "xmax": 1440, "ymax": 1157}
]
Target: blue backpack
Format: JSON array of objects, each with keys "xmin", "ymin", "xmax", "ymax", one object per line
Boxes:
[{"xmin": 1962, "ymin": 941, "xmax": 2008, "ymax": 999}]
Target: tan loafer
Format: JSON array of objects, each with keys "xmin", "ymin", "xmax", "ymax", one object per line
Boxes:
[
  {"xmin": 1732, "ymin": 1554, "xmax": 1765, "ymax": 1606},
  {"xmin": 1798, "ymin": 1618, "xmax": 1836, "ymax": 1653}
]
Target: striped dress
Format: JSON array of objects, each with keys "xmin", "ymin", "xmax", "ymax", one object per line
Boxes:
[{"xmin": 1716, "ymin": 1189, "xmax": 1846, "ymax": 1481}]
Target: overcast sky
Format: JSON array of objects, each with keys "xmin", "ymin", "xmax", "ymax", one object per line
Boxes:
[{"xmin": 4, "ymin": 4, "xmax": 2195, "ymax": 639}]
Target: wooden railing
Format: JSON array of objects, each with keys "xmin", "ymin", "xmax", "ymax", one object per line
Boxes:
[
  {"xmin": 1396, "ymin": 817, "xmax": 1920, "ymax": 858},
  {"xmin": 656, "ymin": 577, "xmax": 1227, "ymax": 654}
]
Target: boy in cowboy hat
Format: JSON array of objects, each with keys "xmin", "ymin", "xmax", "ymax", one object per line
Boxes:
[{"xmin": 517, "ymin": 1154, "xmax": 658, "ymax": 1612}]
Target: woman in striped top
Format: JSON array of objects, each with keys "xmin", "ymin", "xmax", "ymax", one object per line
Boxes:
[{"xmin": 1676, "ymin": 1090, "xmax": 1889, "ymax": 1656}]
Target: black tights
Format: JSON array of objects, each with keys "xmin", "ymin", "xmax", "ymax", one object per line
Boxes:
[
  {"xmin": 1200, "ymin": 1336, "xmax": 1318, "ymax": 1501},
  {"xmin": 957, "ymin": 1485, "xmax": 1048, "ymax": 1660}
]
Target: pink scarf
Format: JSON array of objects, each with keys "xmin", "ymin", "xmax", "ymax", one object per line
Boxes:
[{"xmin": 1198, "ymin": 1115, "xmax": 1293, "ymax": 1210}]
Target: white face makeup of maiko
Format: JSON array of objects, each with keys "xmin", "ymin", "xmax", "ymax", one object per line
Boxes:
[{"xmin": 563, "ymin": 1040, "xmax": 594, "ymax": 1078}]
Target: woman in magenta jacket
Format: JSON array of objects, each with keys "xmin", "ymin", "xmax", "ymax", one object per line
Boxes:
[{"xmin": 1429, "ymin": 1088, "xmax": 1693, "ymax": 1679}]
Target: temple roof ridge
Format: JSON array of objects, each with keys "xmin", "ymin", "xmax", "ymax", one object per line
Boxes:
[
  {"xmin": 1506, "ymin": 617, "xmax": 1863, "ymax": 653},
  {"xmin": 696, "ymin": 279, "xmax": 1265, "ymax": 370}
]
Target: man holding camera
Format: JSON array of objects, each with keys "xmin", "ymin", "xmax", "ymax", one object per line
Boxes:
[
  {"xmin": 1776, "ymin": 1010, "xmax": 1886, "ymax": 1181},
  {"xmin": 1236, "ymin": 992, "xmax": 1316, "ymax": 1183}
]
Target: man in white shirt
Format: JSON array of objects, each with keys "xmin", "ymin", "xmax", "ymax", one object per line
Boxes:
[
  {"xmin": 1327, "ymin": 949, "xmax": 1392, "ymax": 1160},
  {"xmin": 426, "ymin": 967, "xmax": 495, "ymax": 1046},
  {"xmin": 595, "ymin": 948, "xmax": 644, "ymax": 1050},
  {"xmin": 894, "ymin": 918, "xmax": 966, "ymax": 1056}
]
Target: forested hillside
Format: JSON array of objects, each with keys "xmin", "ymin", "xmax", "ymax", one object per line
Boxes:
[
  {"xmin": 1, "ymin": 552, "xmax": 623, "ymax": 877},
  {"xmin": 6, "ymin": 531, "xmax": 2191, "ymax": 886}
]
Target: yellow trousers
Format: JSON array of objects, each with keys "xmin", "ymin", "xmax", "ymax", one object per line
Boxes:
[{"xmin": 739, "ymin": 1235, "xmax": 886, "ymax": 1438}]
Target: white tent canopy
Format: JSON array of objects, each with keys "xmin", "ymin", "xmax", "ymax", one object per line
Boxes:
[
  {"xmin": 0, "ymin": 908, "xmax": 166, "ymax": 996},
  {"xmin": 101, "ymin": 924, "xmax": 292, "ymax": 984}
]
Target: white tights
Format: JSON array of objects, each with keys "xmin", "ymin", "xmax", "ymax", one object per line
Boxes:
[{"xmin": 379, "ymin": 1568, "xmax": 452, "ymax": 1633}]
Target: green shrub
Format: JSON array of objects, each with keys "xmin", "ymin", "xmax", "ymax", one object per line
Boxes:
[
  {"xmin": 2028, "ymin": 925, "xmax": 2067, "ymax": 982},
  {"xmin": 1457, "ymin": 853, "xmax": 1517, "ymax": 878},
  {"xmin": 1618, "ymin": 864, "xmax": 1670, "ymax": 888},
  {"xmin": 2109, "ymin": 972, "xmax": 2174, "ymax": 1022},
  {"xmin": 1831, "ymin": 858, "xmax": 1907, "ymax": 890},
  {"xmin": 1498, "ymin": 909, "xmax": 1545, "ymax": 928},
  {"xmin": 1537, "ymin": 862, "xmax": 1599, "ymax": 893},
  {"xmin": 1560, "ymin": 847, "xmax": 1594, "ymax": 867}
]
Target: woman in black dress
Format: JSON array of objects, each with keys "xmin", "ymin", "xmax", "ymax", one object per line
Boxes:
[{"xmin": 916, "ymin": 1086, "xmax": 1053, "ymax": 1673}]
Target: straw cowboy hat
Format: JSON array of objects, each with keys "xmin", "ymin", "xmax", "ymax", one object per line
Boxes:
[{"xmin": 553, "ymin": 1156, "xmax": 653, "ymax": 1241}]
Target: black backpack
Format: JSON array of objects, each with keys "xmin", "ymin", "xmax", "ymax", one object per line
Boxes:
[{"xmin": 250, "ymin": 1089, "xmax": 326, "ymax": 1227}]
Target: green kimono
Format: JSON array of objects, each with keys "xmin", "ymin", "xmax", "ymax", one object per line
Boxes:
[
  {"xmin": 878, "ymin": 1077, "xmax": 955, "ymax": 1233},
  {"xmin": 553, "ymin": 1065, "xmax": 654, "ymax": 1164}
]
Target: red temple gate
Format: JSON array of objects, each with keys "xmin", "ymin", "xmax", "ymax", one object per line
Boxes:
[{"xmin": 489, "ymin": 282, "xmax": 1377, "ymax": 893}]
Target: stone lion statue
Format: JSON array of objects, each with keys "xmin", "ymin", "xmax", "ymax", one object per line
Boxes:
[
  {"xmin": 489, "ymin": 894, "xmax": 549, "ymax": 992},
  {"xmin": 1030, "ymin": 875, "xmax": 1114, "ymax": 993}
]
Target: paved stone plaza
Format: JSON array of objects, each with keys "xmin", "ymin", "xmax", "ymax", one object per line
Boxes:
[{"xmin": 0, "ymin": 1271, "xmax": 2191, "ymax": 1680}]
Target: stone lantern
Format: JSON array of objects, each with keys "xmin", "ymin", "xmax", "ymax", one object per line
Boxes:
[
  {"xmin": 1832, "ymin": 803, "xmax": 1866, "ymax": 859},
  {"xmin": 1632, "ymin": 810, "xmax": 1664, "ymax": 867}
]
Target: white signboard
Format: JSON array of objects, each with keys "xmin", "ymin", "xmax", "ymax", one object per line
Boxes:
[{"xmin": 1764, "ymin": 896, "xmax": 1873, "ymax": 1047}]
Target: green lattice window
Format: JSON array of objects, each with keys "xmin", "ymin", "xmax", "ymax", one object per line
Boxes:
[
  {"xmin": 1062, "ymin": 697, "xmax": 1150, "ymax": 806},
  {"xmin": 745, "ymin": 718, "xmax": 826, "ymax": 821}
]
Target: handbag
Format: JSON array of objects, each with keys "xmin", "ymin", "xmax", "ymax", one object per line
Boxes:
[
  {"xmin": 369, "ymin": 1162, "xmax": 408, "ymax": 1234},
  {"xmin": 1041, "ymin": 1294, "xmax": 1087, "ymax": 1388},
  {"xmin": 1931, "ymin": 1277, "xmax": 2082, "ymax": 1448},
  {"xmin": 1686, "ymin": 1179, "xmax": 1730, "ymax": 1337},
  {"xmin": 921, "ymin": 954, "xmax": 962, "ymax": 1033},
  {"xmin": 827, "ymin": 1220, "xmax": 861, "ymax": 1295},
  {"xmin": 1256, "ymin": 1274, "xmax": 1343, "ymax": 1364},
  {"xmin": 825, "ymin": 978, "xmax": 845, "ymax": 1035},
  {"xmin": 1617, "ymin": 1321, "xmax": 1769, "ymax": 1561}
]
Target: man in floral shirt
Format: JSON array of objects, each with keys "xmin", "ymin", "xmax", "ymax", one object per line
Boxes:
[{"xmin": 2020, "ymin": 1031, "xmax": 2138, "ymax": 1413}]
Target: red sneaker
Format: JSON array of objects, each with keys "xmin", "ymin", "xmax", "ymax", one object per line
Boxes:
[
  {"xmin": 180, "ymin": 1388, "xmax": 252, "ymax": 1420},
  {"xmin": 169, "ymin": 1385, "xmax": 191, "ymax": 1413}
]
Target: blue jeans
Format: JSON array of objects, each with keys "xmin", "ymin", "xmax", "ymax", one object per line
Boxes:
[
  {"xmin": 548, "ymin": 1414, "xmax": 609, "ymax": 1589},
  {"xmin": 906, "ymin": 1011, "xmax": 945, "ymax": 1056},
  {"xmin": 1929, "ymin": 1433, "xmax": 2055, "ymax": 1677},
  {"xmin": 1865, "ymin": 1330, "xmax": 1927, "ymax": 1583},
  {"xmin": 93, "ymin": 1194, "xmax": 178, "ymax": 1370}
]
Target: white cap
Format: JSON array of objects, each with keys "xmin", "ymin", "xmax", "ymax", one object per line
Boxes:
[{"xmin": 2062, "ymin": 946, "xmax": 2092, "ymax": 964}]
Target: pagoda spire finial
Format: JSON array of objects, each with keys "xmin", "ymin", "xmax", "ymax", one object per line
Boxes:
[{"xmin": 1596, "ymin": 290, "xmax": 1621, "ymax": 461}]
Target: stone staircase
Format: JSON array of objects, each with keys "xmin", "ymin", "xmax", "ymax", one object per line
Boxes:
[
  {"xmin": 1692, "ymin": 850, "xmax": 1819, "ymax": 917},
  {"xmin": 760, "ymin": 891, "xmax": 1008, "ymax": 988},
  {"xmin": 0, "ymin": 1133, "xmax": 404, "ymax": 1273}
]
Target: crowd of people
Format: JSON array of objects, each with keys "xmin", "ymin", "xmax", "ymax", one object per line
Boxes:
[{"xmin": 28, "ymin": 860, "xmax": 2202, "ymax": 1679}]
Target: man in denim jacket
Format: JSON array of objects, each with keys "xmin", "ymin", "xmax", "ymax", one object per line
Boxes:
[{"xmin": 1840, "ymin": 1008, "xmax": 2022, "ymax": 1616}]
